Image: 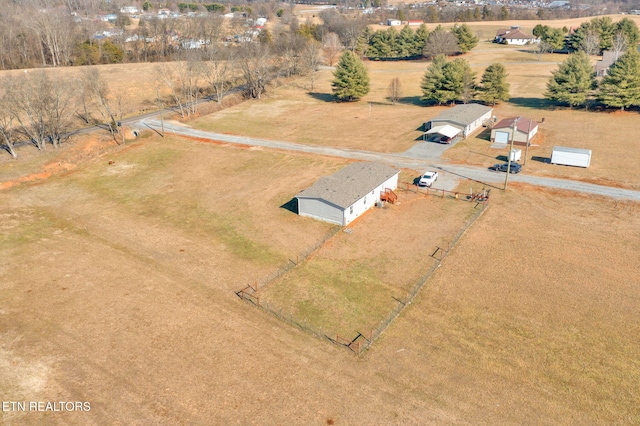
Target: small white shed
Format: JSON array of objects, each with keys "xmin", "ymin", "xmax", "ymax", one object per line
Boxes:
[{"xmin": 551, "ymin": 146, "xmax": 592, "ymax": 168}]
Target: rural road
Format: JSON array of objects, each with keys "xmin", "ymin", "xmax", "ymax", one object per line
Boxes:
[{"xmin": 141, "ymin": 119, "xmax": 640, "ymax": 201}]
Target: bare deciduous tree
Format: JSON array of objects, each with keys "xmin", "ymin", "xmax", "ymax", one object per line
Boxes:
[
  {"xmin": 302, "ymin": 40, "xmax": 322, "ymax": 91},
  {"xmin": 322, "ymin": 32, "xmax": 342, "ymax": 67},
  {"xmin": 6, "ymin": 71, "xmax": 51, "ymax": 150},
  {"xmin": 155, "ymin": 52, "xmax": 204, "ymax": 119},
  {"xmin": 388, "ymin": 77, "xmax": 402, "ymax": 104},
  {"xmin": 203, "ymin": 45, "xmax": 235, "ymax": 104},
  {"xmin": 423, "ymin": 29, "xmax": 459, "ymax": 58},
  {"xmin": 612, "ymin": 31, "xmax": 628, "ymax": 60},
  {"xmin": 84, "ymin": 68, "xmax": 127, "ymax": 144},
  {"xmin": 0, "ymin": 95, "xmax": 17, "ymax": 158},
  {"xmin": 580, "ymin": 28, "xmax": 601, "ymax": 56},
  {"xmin": 238, "ymin": 43, "xmax": 274, "ymax": 99}
]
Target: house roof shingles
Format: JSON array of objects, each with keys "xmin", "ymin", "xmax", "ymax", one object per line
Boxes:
[
  {"xmin": 503, "ymin": 30, "xmax": 536, "ymax": 40},
  {"xmin": 493, "ymin": 116, "xmax": 538, "ymax": 133},
  {"xmin": 296, "ymin": 162, "xmax": 399, "ymax": 209},
  {"xmin": 429, "ymin": 104, "xmax": 493, "ymax": 127}
]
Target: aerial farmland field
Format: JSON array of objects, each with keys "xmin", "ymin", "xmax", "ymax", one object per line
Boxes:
[{"xmin": 1, "ymin": 15, "xmax": 639, "ymax": 425}]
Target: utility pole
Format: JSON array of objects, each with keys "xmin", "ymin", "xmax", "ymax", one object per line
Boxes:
[
  {"xmin": 504, "ymin": 116, "xmax": 519, "ymax": 190},
  {"xmin": 523, "ymin": 118, "xmax": 532, "ymax": 165}
]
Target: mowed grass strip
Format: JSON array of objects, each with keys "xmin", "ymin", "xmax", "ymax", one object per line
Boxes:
[{"xmin": 262, "ymin": 190, "xmax": 479, "ymax": 337}]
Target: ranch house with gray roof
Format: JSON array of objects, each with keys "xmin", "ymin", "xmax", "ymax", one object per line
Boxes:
[
  {"xmin": 295, "ymin": 162, "xmax": 399, "ymax": 226},
  {"xmin": 424, "ymin": 104, "xmax": 493, "ymax": 139}
]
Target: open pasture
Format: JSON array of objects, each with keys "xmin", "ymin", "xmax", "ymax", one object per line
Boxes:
[{"xmin": 1, "ymin": 137, "xmax": 638, "ymax": 423}]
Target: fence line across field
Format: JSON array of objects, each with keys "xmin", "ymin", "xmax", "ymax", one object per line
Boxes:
[{"xmin": 237, "ymin": 186, "xmax": 490, "ymax": 355}]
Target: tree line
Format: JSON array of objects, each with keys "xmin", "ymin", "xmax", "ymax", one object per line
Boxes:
[
  {"xmin": 534, "ymin": 17, "xmax": 640, "ymax": 55},
  {"xmin": 0, "ymin": 34, "xmax": 325, "ymax": 159},
  {"xmin": 355, "ymin": 24, "xmax": 478, "ymax": 60},
  {"xmin": 546, "ymin": 49, "xmax": 640, "ymax": 110}
]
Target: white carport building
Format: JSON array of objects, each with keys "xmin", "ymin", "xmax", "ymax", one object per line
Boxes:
[
  {"xmin": 424, "ymin": 124, "xmax": 462, "ymax": 143},
  {"xmin": 295, "ymin": 162, "xmax": 399, "ymax": 226}
]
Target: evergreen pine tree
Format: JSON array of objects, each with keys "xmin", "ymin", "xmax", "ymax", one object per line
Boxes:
[
  {"xmin": 545, "ymin": 51, "xmax": 596, "ymax": 107},
  {"xmin": 598, "ymin": 49, "xmax": 640, "ymax": 110},
  {"xmin": 413, "ymin": 24, "xmax": 429, "ymax": 56},
  {"xmin": 478, "ymin": 63, "xmax": 510, "ymax": 105},
  {"xmin": 451, "ymin": 24, "xmax": 479, "ymax": 53},
  {"xmin": 591, "ymin": 16, "xmax": 616, "ymax": 51},
  {"xmin": 543, "ymin": 27, "xmax": 566, "ymax": 51},
  {"xmin": 421, "ymin": 56, "xmax": 475, "ymax": 104},
  {"xmin": 398, "ymin": 25, "xmax": 416, "ymax": 58},
  {"xmin": 355, "ymin": 26, "xmax": 373, "ymax": 57},
  {"xmin": 441, "ymin": 58, "xmax": 476, "ymax": 104},
  {"xmin": 616, "ymin": 17, "xmax": 640, "ymax": 47},
  {"xmin": 332, "ymin": 51, "xmax": 370, "ymax": 102},
  {"xmin": 421, "ymin": 54, "xmax": 448, "ymax": 104}
]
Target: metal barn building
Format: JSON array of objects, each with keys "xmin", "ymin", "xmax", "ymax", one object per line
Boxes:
[
  {"xmin": 491, "ymin": 117, "xmax": 539, "ymax": 146},
  {"xmin": 295, "ymin": 162, "xmax": 399, "ymax": 226}
]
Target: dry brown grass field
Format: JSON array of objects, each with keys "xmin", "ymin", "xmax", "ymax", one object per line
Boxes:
[
  {"xmin": 192, "ymin": 39, "xmax": 640, "ymax": 189},
  {"xmin": 1, "ymin": 16, "xmax": 640, "ymax": 425},
  {"xmin": 1, "ymin": 134, "xmax": 639, "ymax": 424},
  {"xmin": 263, "ymin": 188, "xmax": 478, "ymax": 337}
]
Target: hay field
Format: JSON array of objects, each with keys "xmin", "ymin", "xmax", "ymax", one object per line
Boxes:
[{"xmin": 1, "ymin": 134, "xmax": 638, "ymax": 423}]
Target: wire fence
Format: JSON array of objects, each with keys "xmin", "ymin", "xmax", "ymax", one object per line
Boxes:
[
  {"xmin": 237, "ymin": 226, "xmax": 341, "ymax": 296},
  {"xmin": 354, "ymin": 198, "xmax": 490, "ymax": 354},
  {"xmin": 237, "ymin": 188, "xmax": 491, "ymax": 355},
  {"xmin": 398, "ymin": 182, "xmax": 490, "ymax": 205}
]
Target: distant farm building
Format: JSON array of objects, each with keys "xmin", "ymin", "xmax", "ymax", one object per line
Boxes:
[
  {"xmin": 424, "ymin": 104, "xmax": 493, "ymax": 139},
  {"xmin": 387, "ymin": 19, "xmax": 402, "ymax": 26},
  {"xmin": 490, "ymin": 117, "xmax": 539, "ymax": 146},
  {"xmin": 295, "ymin": 162, "xmax": 399, "ymax": 226}
]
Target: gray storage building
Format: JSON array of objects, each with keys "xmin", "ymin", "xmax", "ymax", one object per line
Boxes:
[{"xmin": 296, "ymin": 162, "xmax": 399, "ymax": 226}]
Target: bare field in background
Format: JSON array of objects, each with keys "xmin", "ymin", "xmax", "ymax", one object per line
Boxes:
[{"xmin": 1, "ymin": 137, "xmax": 638, "ymax": 423}]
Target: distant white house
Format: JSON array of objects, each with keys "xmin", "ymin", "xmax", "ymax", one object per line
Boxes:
[
  {"xmin": 387, "ymin": 19, "xmax": 401, "ymax": 26},
  {"xmin": 496, "ymin": 28, "xmax": 540, "ymax": 45},
  {"xmin": 424, "ymin": 104, "xmax": 493, "ymax": 139},
  {"xmin": 547, "ymin": 1, "xmax": 571, "ymax": 8},
  {"xmin": 296, "ymin": 162, "xmax": 399, "ymax": 226},
  {"xmin": 120, "ymin": 6, "xmax": 139, "ymax": 14}
]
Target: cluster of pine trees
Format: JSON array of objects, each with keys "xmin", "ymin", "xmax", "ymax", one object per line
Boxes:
[
  {"xmin": 421, "ymin": 56, "xmax": 509, "ymax": 106},
  {"xmin": 533, "ymin": 17, "xmax": 640, "ymax": 54},
  {"xmin": 546, "ymin": 49, "xmax": 640, "ymax": 110},
  {"xmin": 356, "ymin": 24, "xmax": 478, "ymax": 60}
]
